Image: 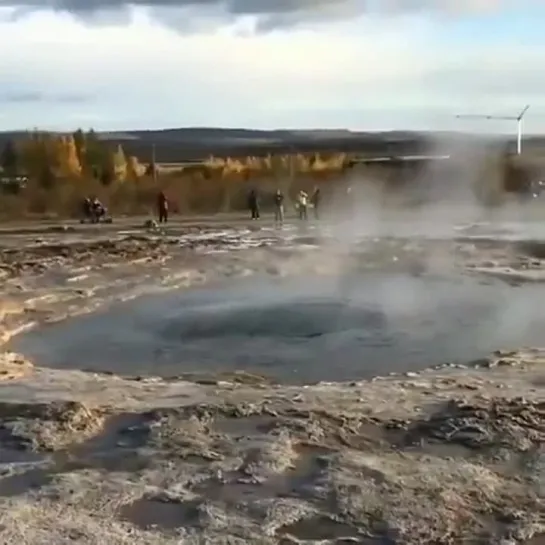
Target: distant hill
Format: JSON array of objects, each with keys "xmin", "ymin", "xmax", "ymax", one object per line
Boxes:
[
  {"xmin": 101, "ymin": 128, "xmax": 440, "ymax": 162},
  {"xmin": 0, "ymin": 127, "xmax": 541, "ymax": 163}
]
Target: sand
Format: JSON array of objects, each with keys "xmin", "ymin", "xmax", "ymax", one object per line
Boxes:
[{"xmin": 0, "ymin": 217, "xmax": 544, "ymax": 544}]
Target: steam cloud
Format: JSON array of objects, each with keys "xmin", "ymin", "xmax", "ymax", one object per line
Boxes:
[{"xmin": 0, "ymin": 0, "xmax": 523, "ymax": 29}]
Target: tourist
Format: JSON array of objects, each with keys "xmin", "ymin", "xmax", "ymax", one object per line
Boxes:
[
  {"xmin": 297, "ymin": 190, "xmax": 308, "ymax": 221},
  {"xmin": 274, "ymin": 189, "xmax": 284, "ymax": 226},
  {"xmin": 311, "ymin": 186, "xmax": 321, "ymax": 219},
  {"xmin": 248, "ymin": 189, "xmax": 260, "ymax": 220},
  {"xmin": 157, "ymin": 190, "xmax": 168, "ymax": 223},
  {"xmin": 82, "ymin": 197, "xmax": 92, "ymax": 222},
  {"xmin": 91, "ymin": 196, "xmax": 105, "ymax": 223}
]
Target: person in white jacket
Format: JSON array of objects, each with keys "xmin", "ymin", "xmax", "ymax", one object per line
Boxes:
[{"xmin": 297, "ymin": 190, "xmax": 308, "ymax": 221}]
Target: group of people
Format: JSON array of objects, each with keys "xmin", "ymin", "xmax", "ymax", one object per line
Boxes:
[
  {"xmin": 82, "ymin": 196, "xmax": 107, "ymax": 223},
  {"xmin": 81, "ymin": 187, "xmax": 323, "ymax": 226},
  {"xmin": 81, "ymin": 191, "xmax": 167, "ymax": 224},
  {"xmin": 248, "ymin": 187, "xmax": 321, "ymax": 225}
]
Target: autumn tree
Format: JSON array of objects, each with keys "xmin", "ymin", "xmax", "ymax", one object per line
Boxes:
[
  {"xmin": 126, "ymin": 155, "xmax": 141, "ymax": 182},
  {"xmin": 57, "ymin": 135, "xmax": 81, "ymax": 178},
  {"xmin": 72, "ymin": 129, "xmax": 86, "ymax": 172},
  {"xmin": 112, "ymin": 144, "xmax": 127, "ymax": 182}
]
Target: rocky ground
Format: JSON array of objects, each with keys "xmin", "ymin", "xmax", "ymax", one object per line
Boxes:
[{"xmin": 0, "ymin": 216, "xmax": 544, "ymax": 544}]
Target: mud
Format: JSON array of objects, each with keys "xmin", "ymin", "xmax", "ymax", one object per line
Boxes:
[{"xmin": 0, "ymin": 217, "xmax": 544, "ymax": 544}]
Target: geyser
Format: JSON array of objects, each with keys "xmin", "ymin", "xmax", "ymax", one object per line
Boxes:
[{"xmin": 9, "ymin": 271, "xmax": 545, "ymax": 384}]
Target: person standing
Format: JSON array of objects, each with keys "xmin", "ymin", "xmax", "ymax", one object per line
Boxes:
[
  {"xmin": 157, "ymin": 190, "xmax": 168, "ymax": 223},
  {"xmin": 91, "ymin": 196, "xmax": 105, "ymax": 223},
  {"xmin": 273, "ymin": 189, "xmax": 284, "ymax": 226},
  {"xmin": 297, "ymin": 190, "xmax": 308, "ymax": 221},
  {"xmin": 311, "ymin": 186, "xmax": 321, "ymax": 219},
  {"xmin": 82, "ymin": 197, "xmax": 92, "ymax": 222},
  {"xmin": 248, "ymin": 189, "xmax": 260, "ymax": 220}
]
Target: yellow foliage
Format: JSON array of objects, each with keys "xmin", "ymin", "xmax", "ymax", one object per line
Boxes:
[
  {"xmin": 262, "ymin": 154, "xmax": 272, "ymax": 171},
  {"xmin": 198, "ymin": 152, "xmax": 350, "ymax": 178},
  {"xmin": 59, "ymin": 135, "xmax": 82, "ymax": 177},
  {"xmin": 223, "ymin": 157, "xmax": 246, "ymax": 174},
  {"xmin": 126, "ymin": 155, "xmax": 143, "ymax": 180},
  {"xmin": 112, "ymin": 145, "xmax": 127, "ymax": 181},
  {"xmin": 203, "ymin": 155, "xmax": 225, "ymax": 169},
  {"xmin": 295, "ymin": 154, "xmax": 310, "ymax": 172},
  {"xmin": 243, "ymin": 156, "xmax": 262, "ymax": 171}
]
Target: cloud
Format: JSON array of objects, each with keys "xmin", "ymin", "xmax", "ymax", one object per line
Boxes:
[
  {"xmin": 0, "ymin": 3, "xmax": 543, "ymax": 132},
  {"xmin": 0, "ymin": 0, "xmax": 531, "ymax": 31},
  {"xmin": 0, "ymin": 91, "xmax": 90, "ymax": 103}
]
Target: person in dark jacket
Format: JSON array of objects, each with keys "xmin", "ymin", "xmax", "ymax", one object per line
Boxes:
[
  {"xmin": 82, "ymin": 197, "xmax": 92, "ymax": 222},
  {"xmin": 311, "ymin": 186, "xmax": 321, "ymax": 219},
  {"xmin": 91, "ymin": 196, "xmax": 105, "ymax": 223},
  {"xmin": 157, "ymin": 190, "xmax": 168, "ymax": 223},
  {"xmin": 273, "ymin": 189, "xmax": 284, "ymax": 226},
  {"xmin": 248, "ymin": 189, "xmax": 260, "ymax": 220}
]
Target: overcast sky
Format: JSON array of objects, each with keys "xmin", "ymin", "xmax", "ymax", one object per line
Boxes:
[{"xmin": 0, "ymin": 0, "xmax": 543, "ymax": 133}]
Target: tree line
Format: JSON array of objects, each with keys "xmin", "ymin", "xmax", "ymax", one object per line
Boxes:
[
  {"xmin": 0, "ymin": 129, "xmax": 354, "ymax": 189},
  {"xmin": 0, "ymin": 130, "xmax": 144, "ymax": 188}
]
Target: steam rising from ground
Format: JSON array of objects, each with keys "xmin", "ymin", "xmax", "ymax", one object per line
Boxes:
[
  {"xmin": 294, "ymin": 138, "xmax": 545, "ymax": 376},
  {"xmin": 1, "ymin": 205, "xmax": 545, "ymax": 542}
]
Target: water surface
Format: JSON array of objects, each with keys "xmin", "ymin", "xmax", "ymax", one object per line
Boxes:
[{"xmin": 10, "ymin": 272, "xmax": 545, "ymax": 383}]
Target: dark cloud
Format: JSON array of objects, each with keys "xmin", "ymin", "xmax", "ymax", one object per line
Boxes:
[
  {"xmin": 1, "ymin": 91, "xmax": 91, "ymax": 103},
  {"xmin": 0, "ymin": 0, "xmax": 514, "ymax": 31},
  {"xmin": 0, "ymin": 0, "xmax": 356, "ymax": 16}
]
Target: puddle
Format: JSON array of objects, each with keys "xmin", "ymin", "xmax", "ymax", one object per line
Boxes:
[
  {"xmin": 10, "ymin": 272, "xmax": 545, "ymax": 384},
  {"xmin": 278, "ymin": 515, "xmax": 362, "ymax": 541},
  {"xmin": 0, "ymin": 411, "xmax": 159, "ymax": 497},
  {"xmin": 76, "ymin": 412, "xmax": 155, "ymax": 453},
  {"xmin": 119, "ymin": 497, "xmax": 200, "ymax": 532},
  {"xmin": 192, "ymin": 442, "xmax": 334, "ymax": 507},
  {"xmin": 63, "ymin": 412, "xmax": 157, "ymax": 474},
  {"xmin": 0, "ymin": 426, "xmax": 34, "ymax": 452},
  {"xmin": 0, "ymin": 467, "xmax": 52, "ymax": 496},
  {"xmin": 0, "ymin": 447, "xmax": 44, "ymax": 465},
  {"xmin": 213, "ymin": 415, "xmax": 277, "ymax": 437},
  {"xmin": 408, "ymin": 440, "xmax": 475, "ymax": 459},
  {"xmin": 527, "ymin": 536, "xmax": 545, "ymax": 545}
]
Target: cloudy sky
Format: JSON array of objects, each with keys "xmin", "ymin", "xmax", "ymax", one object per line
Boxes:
[{"xmin": 0, "ymin": 0, "xmax": 543, "ymax": 133}]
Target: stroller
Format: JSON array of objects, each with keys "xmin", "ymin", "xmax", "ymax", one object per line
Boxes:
[{"xmin": 80, "ymin": 197, "xmax": 112, "ymax": 224}]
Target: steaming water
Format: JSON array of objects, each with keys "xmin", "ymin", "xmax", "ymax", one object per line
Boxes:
[{"xmin": 10, "ymin": 271, "xmax": 545, "ymax": 383}]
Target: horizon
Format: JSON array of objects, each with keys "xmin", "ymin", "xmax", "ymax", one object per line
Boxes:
[
  {"xmin": 1, "ymin": 127, "xmax": 544, "ymax": 141},
  {"xmin": 1, "ymin": 0, "xmax": 545, "ymax": 133}
]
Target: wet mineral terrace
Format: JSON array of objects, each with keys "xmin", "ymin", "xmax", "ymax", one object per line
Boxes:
[{"xmin": 0, "ymin": 215, "xmax": 545, "ymax": 544}]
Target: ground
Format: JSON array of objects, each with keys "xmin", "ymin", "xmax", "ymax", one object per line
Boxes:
[{"xmin": 0, "ymin": 213, "xmax": 544, "ymax": 544}]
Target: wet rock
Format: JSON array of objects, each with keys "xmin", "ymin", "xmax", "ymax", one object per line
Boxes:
[
  {"xmin": 0, "ymin": 351, "xmax": 33, "ymax": 381},
  {"xmin": 0, "ymin": 400, "xmax": 105, "ymax": 451},
  {"xmin": 404, "ymin": 398, "xmax": 545, "ymax": 453},
  {"xmin": 144, "ymin": 219, "xmax": 158, "ymax": 230}
]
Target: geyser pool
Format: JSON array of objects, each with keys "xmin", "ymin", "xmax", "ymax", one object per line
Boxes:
[{"xmin": 9, "ymin": 272, "xmax": 545, "ymax": 383}]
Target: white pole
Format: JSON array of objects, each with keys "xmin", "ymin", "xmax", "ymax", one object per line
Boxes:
[
  {"xmin": 152, "ymin": 143, "xmax": 158, "ymax": 183},
  {"xmin": 517, "ymin": 118, "xmax": 522, "ymax": 155}
]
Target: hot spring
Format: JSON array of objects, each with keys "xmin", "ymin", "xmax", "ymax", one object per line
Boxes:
[{"xmin": 9, "ymin": 270, "xmax": 545, "ymax": 384}]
